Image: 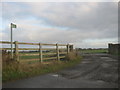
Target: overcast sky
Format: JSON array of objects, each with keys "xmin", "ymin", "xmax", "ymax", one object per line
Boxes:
[{"xmin": 0, "ymin": 0, "xmax": 118, "ymax": 48}]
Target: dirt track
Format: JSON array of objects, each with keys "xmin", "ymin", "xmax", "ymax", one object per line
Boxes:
[
  {"xmin": 58, "ymin": 53, "xmax": 118, "ymax": 85},
  {"xmin": 3, "ymin": 53, "xmax": 118, "ymax": 88}
]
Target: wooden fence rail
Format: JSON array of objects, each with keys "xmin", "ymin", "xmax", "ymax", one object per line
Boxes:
[{"xmin": 0, "ymin": 41, "xmax": 73, "ymax": 63}]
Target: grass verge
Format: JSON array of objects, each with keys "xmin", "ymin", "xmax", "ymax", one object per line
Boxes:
[
  {"xmin": 2, "ymin": 52, "xmax": 82, "ymax": 83},
  {"xmin": 79, "ymin": 49, "xmax": 108, "ymax": 54}
]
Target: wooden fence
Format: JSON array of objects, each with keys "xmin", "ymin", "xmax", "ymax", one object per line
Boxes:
[{"xmin": 0, "ymin": 41, "xmax": 73, "ymax": 63}]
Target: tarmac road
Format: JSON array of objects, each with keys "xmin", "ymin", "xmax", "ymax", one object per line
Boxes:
[{"xmin": 3, "ymin": 53, "xmax": 118, "ymax": 88}]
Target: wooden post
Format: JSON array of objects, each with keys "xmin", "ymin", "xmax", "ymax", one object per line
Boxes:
[
  {"xmin": 108, "ymin": 43, "xmax": 112, "ymax": 54},
  {"xmin": 75, "ymin": 48, "xmax": 78, "ymax": 56},
  {"xmin": 15, "ymin": 41, "xmax": 19, "ymax": 61},
  {"xmin": 56, "ymin": 44, "xmax": 59, "ymax": 61},
  {"xmin": 69, "ymin": 45, "xmax": 73, "ymax": 52},
  {"xmin": 39, "ymin": 43, "xmax": 43, "ymax": 62},
  {"xmin": 67, "ymin": 44, "xmax": 70, "ymax": 54}
]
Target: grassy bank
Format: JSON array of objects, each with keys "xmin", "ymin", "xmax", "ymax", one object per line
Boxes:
[{"xmin": 2, "ymin": 52, "xmax": 82, "ymax": 83}]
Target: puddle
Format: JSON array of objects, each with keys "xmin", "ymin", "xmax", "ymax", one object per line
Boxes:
[
  {"xmin": 96, "ymin": 80, "xmax": 105, "ymax": 83},
  {"xmin": 100, "ymin": 57, "xmax": 110, "ymax": 59},
  {"xmin": 81, "ymin": 61, "xmax": 91, "ymax": 64},
  {"xmin": 51, "ymin": 74, "xmax": 59, "ymax": 77},
  {"xmin": 81, "ymin": 62, "xmax": 89, "ymax": 64},
  {"xmin": 101, "ymin": 63, "xmax": 110, "ymax": 68}
]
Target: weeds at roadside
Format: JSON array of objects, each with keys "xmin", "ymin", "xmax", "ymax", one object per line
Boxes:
[{"xmin": 2, "ymin": 51, "xmax": 82, "ymax": 83}]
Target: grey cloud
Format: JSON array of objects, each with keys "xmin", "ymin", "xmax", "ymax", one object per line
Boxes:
[
  {"xmin": 29, "ymin": 3, "xmax": 117, "ymax": 28},
  {"xmin": 28, "ymin": 2, "xmax": 118, "ymax": 39},
  {"xmin": 2, "ymin": 2, "xmax": 118, "ymax": 48}
]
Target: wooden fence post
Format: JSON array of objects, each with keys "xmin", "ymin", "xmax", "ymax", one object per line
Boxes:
[
  {"xmin": 39, "ymin": 43, "xmax": 43, "ymax": 63},
  {"xmin": 56, "ymin": 43, "xmax": 60, "ymax": 61},
  {"xmin": 69, "ymin": 45, "xmax": 73, "ymax": 52},
  {"xmin": 15, "ymin": 41, "xmax": 19, "ymax": 61},
  {"xmin": 67, "ymin": 44, "xmax": 70, "ymax": 54}
]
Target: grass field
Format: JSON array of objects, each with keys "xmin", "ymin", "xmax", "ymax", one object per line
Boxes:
[
  {"xmin": 19, "ymin": 55, "xmax": 39, "ymax": 59},
  {"xmin": 19, "ymin": 51, "xmax": 66, "ymax": 63},
  {"xmin": 79, "ymin": 49, "xmax": 108, "ymax": 54}
]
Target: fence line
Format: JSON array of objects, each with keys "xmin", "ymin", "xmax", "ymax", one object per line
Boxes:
[
  {"xmin": 0, "ymin": 41, "xmax": 67, "ymax": 46},
  {"xmin": 1, "ymin": 41, "xmax": 73, "ymax": 63}
]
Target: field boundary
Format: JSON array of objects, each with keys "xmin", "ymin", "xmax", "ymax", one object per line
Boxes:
[{"xmin": 0, "ymin": 41, "xmax": 73, "ymax": 63}]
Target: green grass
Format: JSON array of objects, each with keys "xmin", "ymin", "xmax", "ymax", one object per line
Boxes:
[
  {"xmin": 19, "ymin": 55, "xmax": 39, "ymax": 59},
  {"xmin": 19, "ymin": 52, "xmax": 66, "ymax": 64},
  {"xmin": 19, "ymin": 55, "xmax": 56, "ymax": 59},
  {"xmin": 80, "ymin": 49, "xmax": 108, "ymax": 53},
  {"xmin": 19, "ymin": 52, "xmax": 56, "ymax": 60},
  {"xmin": 3, "ymin": 54, "xmax": 82, "ymax": 83}
]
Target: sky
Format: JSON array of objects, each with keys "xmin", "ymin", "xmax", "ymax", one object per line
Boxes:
[{"xmin": 0, "ymin": 0, "xmax": 119, "ymax": 48}]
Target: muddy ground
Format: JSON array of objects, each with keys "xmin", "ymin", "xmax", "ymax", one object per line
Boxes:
[{"xmin": 3, "ymin": 53, "xmax": 118, "ymax": 88}]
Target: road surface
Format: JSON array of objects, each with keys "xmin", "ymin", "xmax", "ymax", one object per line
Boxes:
[{"xmin": 3, "ymin": 53, "xmax": 118, "ymax": 88}]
